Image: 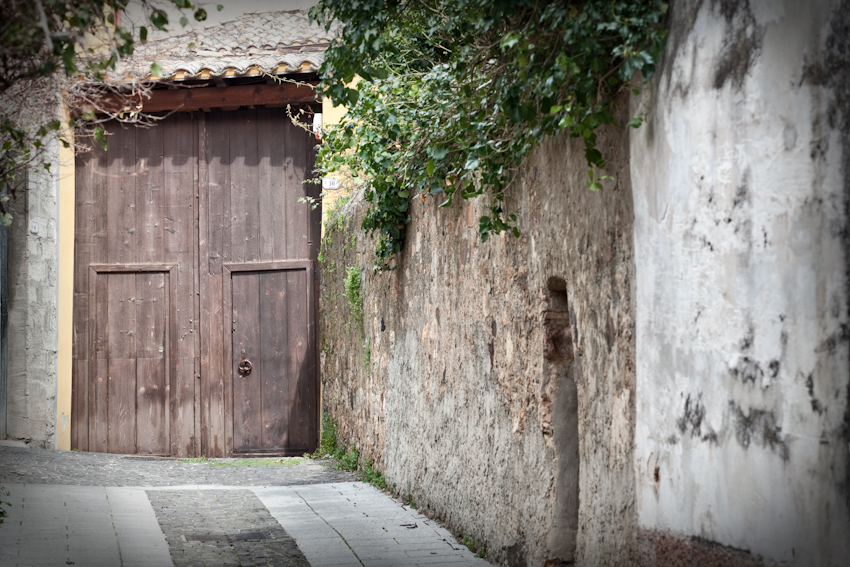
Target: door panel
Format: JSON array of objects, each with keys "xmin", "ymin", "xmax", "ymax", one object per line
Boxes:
[
  {"xmin": 232, "ymin": 270, "xmax": 262, "ymax": 451},
  {"xmin": 74, "ymin": 108, "xmax": 319, "ymax": 456},
  {"xmin": 91, "ymin": 270, "xmax": 170, "ymax": 455},
  {"xmin": 231, "ymin": 267, "xmax": 315, "ymax": 454}
]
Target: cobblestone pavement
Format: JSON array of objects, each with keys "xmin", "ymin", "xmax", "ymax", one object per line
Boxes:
[
  {"xmin": 148, "ymin": 489, "xmax": 309, "ymax": 567},
  {"xmin": 0, "ymin": 446, "xmax": 356, "ymax": 486}
]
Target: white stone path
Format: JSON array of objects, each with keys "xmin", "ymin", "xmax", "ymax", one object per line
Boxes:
[{"xmin": 0, "ymin": 482, "xmax": 489, "ymax": 567}]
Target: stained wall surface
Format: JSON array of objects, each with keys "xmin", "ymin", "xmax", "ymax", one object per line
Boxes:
[
  {"xmin": 320, "ymin": 107, "xmax": 637, "ymax": 566},
  {"xmin": 5, "ymin": 139, "xmax": 61, "ymax": 448},
  {"xmin": 630, "ymin": 1, "xmax": 850, "ymax": 565}
]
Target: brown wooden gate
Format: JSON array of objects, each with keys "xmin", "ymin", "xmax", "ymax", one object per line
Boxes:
[{"xmin": 72, "ymin": 107, "xmax": 320, "ymax": 457}]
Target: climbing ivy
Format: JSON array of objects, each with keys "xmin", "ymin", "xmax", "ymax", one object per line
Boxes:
[{"xmin": 310, "ymin": 0, "xmax": 667, "ymax": 269}]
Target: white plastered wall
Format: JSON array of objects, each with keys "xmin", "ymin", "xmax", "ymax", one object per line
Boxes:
[
  {"xmin": 630, "ymin": 1, "xmax": 850, "ymax": 565},
  {"xmin": 5, "ymin": 133, "xmax": 61, "ymax": 447}
]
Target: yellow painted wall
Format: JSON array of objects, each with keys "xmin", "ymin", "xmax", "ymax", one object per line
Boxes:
[
  {"xmin": 320, "ymin": 84, "xmax": 357, "ymax": 234},
  {"xmin": 56, "ymin": 115, "xmax": 75, "ymax": 451}
]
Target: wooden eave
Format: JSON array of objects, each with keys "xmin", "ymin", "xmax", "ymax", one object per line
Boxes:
[{"xmin": 80, "ymin": 78, "xmax": 321, "ymax": 115}]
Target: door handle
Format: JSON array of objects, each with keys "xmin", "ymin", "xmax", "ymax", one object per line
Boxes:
[{"xmin": 238, "ymin": 359, "xmax": 253, "ymax": 375}]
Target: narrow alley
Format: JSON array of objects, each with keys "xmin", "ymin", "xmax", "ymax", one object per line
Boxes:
[{"xmin": 0, "ymin": 445, "xmax": 490, "ymax": 566}]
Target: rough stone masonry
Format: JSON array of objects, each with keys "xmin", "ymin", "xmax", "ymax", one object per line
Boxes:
[{"xmin": 319, "ymin": 1, "xmax": 850, "ymax": 566}]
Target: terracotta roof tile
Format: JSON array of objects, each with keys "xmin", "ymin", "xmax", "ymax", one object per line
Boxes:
[{"xmin": 115, "ymin": 9, "xmax": 340, "ymax": 80}]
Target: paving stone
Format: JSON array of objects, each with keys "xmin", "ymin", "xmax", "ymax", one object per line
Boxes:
[{"xmin": 147, "ymin": 489, "xmax": 309, "ymax": 567}]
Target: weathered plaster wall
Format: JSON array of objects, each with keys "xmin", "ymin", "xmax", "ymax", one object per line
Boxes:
[
  {"xmin": 630, "ymin": 1, "xmax": 850, "ymax": 565},
  {"xmin": 321, "ymin": 106, "xmax": 636, "ymax": 565},
  {"xmin": 5, "ymin": 139, "xmax": 60, "ymax": 447}
]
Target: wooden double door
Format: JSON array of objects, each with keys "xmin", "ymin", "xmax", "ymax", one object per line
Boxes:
[{"xmin": 72, "ymin": 108, "xmax": 321, "ymax": 457}]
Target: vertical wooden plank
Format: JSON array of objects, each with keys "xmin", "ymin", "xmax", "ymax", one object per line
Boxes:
[
  {"xmin": 192, "ymin": 117, "xmax": 202, "ymax": 457},
  {"xmin": 135, "ymin": 272, "xmax": 166, "ymax": 359},
  {"xmin": 198, "ymin": 114, "xmax": 211, "ymax": 457},
  {"xmin": 102, "ymin": 123, "xmax": 137, "ymax": 454},
  {"xmin": 287, "ymin": 268, "xmax": 312, "ymax": 451},
  {"xmin": 221, "ymin": 270, "xmax": 232, "ymax": 457},
  {"xmin": 135, "ymin": 123, "xmax": 165, "ymax": 264},
  {"xmin": 94, "ymin": 358, "xmax": 109, "ymax": 452},
  {"xmin": 230, "ymin": 109, "xmax": 260, "ymax": 263},
  {"xmin": 207, "ymin": 112, "xmax": 231, "ymax": 274},
  {"xmin": 107, "ymin": 125, "xmax": 137, "ymax": 264},
  {"xmin": 107, "ymin": 272, "xmax": 137, "ymax": 454},
  {"xmin": 73, "ymin": 146, "xmax": 94, "ymax": 450},
  {"xmin": 92, "ymin": 271, "xmax": 109, "ymax": 452},
  {"xmin": 259, "ymin": 270, "xmax": 288, "ymax": 449},
  {"xmin": 135, "ymin": 272, "xmax": 168, "ymax": 455},
  {"xmin": 164, "ymin": 113, "xmax": 198, "ymax": 456},
  {"xmin": 257, "ymin": 108, "xmax": 284, "ymax": 261},
  {"xmin": 71, "ymin": 360, "xmax": 88, "ymax": 450},
  {"xmin": 231, "ymin": 271, "xmax": 261, "ymax": 451},
  {"xmin": 78, "ymin": 127, "xmax": 111, "ymax": 452},
  {"xmin": 107, "ymin": 357, "xmax": 137, "ymax": 454},
  {"xmin": 283, "ymin": 115, "xmax": 308, "ymax": 259},
  {"xmin": 169, "ymin": 357, "xmax": 194, "ymax": 458},
  {"xmin": 136, "ymin": 357, "xmax": 167, "ymax": 454},
  {"xmin": 204, "ymin": 113, "xmax": 229, "ymax": 456},
  {"xmin": 107, "ymin": 272, "xmax": 136, "ymax": 360}
]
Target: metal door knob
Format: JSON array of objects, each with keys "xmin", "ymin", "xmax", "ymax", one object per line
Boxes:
[{"xmin": 238, "ymin": 359, "xmax": 253, "ymax": 375}]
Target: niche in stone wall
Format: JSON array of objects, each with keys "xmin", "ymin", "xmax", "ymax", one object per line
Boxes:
[
  {"xmin": 544, "ymin": 276, "xmax": 574, "ymax": 361},
  {"xmin": 542, "ymin": 275, "xmax": 579, "ymax": 566}
]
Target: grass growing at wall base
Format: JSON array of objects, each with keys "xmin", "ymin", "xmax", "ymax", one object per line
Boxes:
[
  {"xmin": 462, "ymin": 536, "xmax": 487, "ymax": 559},
  {"xmin": 310, "ymin": 412, "xmax": 387, "ymax": 488},
  {"xmin": 181, "ymin": 456, "xmax": 304, "ymax": 467}
]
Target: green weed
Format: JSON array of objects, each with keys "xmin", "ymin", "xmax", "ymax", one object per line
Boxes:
[
  {"xmin": 462, "ymin": 536, "xmax": 486, "ymax": 558},
  {"xmin": 208, "ymin": 458, "xmax": 302, "ymax": 468},
  {"xmin": 312, "ymin": 412, "xmax": 340, "ymax": 458},
  {"xmin": 182, "ymin": 455, "xmax": 209, "ymax": 463},
  {"xmin": 336, "ymin": 446, "xmax": 359, "ymax": 471},
  {"xmin": 407, "ymin": 493, "xmax": 417, "ymax": 509},
  {"xmin": 360, "ymin": 456, "xmax": 387, "ymax": 489},
  {"xmin": 344, "ymin": 265, "xmax": 364, "ymax": 335},
  {"xmin": 181, "ymin": 455, "xmax": 302, "ymax": 467}
]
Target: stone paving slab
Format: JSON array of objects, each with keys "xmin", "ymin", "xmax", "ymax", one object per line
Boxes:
[
  {"xmin": 256, "ymin": 482, "xmax": 489, "ymax": 567},
  {"xmin": 0, "ymin": 446, "xmax": 355, "ymax": 486},
  {"xmin": 0, "ymin": 448, "xmax": 491, "ymax": 567},
  {"xmin": 0, "ymin": 483, "xmax": 170, "ymax": 567}
]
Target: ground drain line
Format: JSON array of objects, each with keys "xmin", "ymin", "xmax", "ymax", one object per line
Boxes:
[
  {"xmin": 104, "ymin": 488, "xmax": 125, "ymax": 567},
  {"xmin": 291, "ymin": 486, "xmax": 366, "ymax": 567}
]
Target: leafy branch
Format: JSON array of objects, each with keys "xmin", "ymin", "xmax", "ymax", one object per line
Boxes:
[
  {"xmin": 0, "ymin": 0, "xmax": 222, "ymax": 224},
  {"xmin": 310, "ymin": 0, "xmax": 667, "ymax": 269}
]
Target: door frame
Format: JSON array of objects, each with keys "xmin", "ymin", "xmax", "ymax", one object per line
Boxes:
[{"xmin": 222, "ymin": 260, "xmax": 317, "ymax": 456}]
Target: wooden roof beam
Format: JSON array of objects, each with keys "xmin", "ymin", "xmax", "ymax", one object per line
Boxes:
[{"xmin": 90, "ymin": 81, "xmax": 320, "ymax": 115}]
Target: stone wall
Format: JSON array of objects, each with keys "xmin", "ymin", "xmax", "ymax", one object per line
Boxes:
[
  {"xmin": 320, "ymin": 103, "xmax": 636, "ymax": 565},
  {"xmin": 4, "ymin": 139, "xmax": 60, "ymax": 448},
  {"xmin": 630, "ymin": 0, "xmax": 850, "ymax": 565}
]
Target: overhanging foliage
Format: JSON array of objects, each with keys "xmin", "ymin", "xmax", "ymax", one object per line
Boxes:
[
  {"xmin": 310, "ymin": 0, "xmax": 667, "ymax": 269},
  {"xmin": 0, "ymin": 0, "xmax": 219, "ymax": 224}
]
